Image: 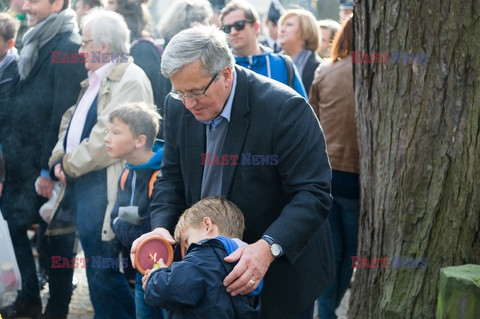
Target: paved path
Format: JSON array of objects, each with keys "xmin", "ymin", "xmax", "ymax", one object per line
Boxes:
[
  {"xmin": 1, "ymin": 248, "xmax": 350, "ymax": 319},
  {"xmin": 0, "ymin": 250, "xmax": 94, "ymax": 319}
]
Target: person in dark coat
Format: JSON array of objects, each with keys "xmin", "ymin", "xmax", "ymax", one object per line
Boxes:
[
  {"xmin": 0, "ymin": 0, "xmax": 86, "ymax": 317},
  {"xmin": 115, "ymin": 0, "xmax": 166, "ymax": 119},
  {"xmin": 143, "ymin": 197, "xmax": 262, "ymax": 319},
  {"xmin": 131, "ymin": 26, "xmax": 334, "ymax": 319},
  {"xmin": 0, "ymin": 12, "xmax": 19, "ymax": 147},
  {"xmin": 278, "ymin": 8, "xmax": 322, "ymax": 94},
  {"xmin": 261, "ymin": 0, "xmax": 285, "ymax": 53}
]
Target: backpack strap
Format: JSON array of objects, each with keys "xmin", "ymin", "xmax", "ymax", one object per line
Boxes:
[
  {"xmin": 280, "ymin": 54, "xmax": 295, "ymax": 88},
  {"xmin": 121, "ymin": 168, "xmax": 159, "ymax": 197},
  {"xmin": 148, "ymin": 170, "xmax": 160, "ymax": 199},
  {"xmin": 120, "ymin": 169, "xmax": 129, "ymax": 191}
]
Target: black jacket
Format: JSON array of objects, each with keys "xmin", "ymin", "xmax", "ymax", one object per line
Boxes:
[
  {"xmin": 145, "ymin": 238, "xmax": 261, "ymax": 319},
  {"xmin": 0, "ymin": 58, "xmax": 19, "ymax": 147},
  {"xmin": 149, "ymin": 66, "xmax": 334, "ymax": 318},
  {"xmin": 302, "ymin": 51, "xmax": 322, "ymax": 94},
  {"xmin": 130, "ymin": 39, "xmax": 170, "ymax": 138},
  {"xmin": 3, "ymin": 31, "xmax": 86, "ymax": 225}
]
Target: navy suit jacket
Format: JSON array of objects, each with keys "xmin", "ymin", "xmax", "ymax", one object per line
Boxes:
[{"xmin": 150, "ymin": 66, "xmax": 334, "ymax": 319}]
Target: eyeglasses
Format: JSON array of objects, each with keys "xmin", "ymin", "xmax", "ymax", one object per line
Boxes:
[
  {"xmin": 81, "ymin": 39, "xmax": 93, "ymax": 48},
  {"xmin": 221, "ymin": 20, "xmax": 254, "ymax": 34},
  {"xmin": 170, "ymin": 72, "xmax": 218, "ymax": 101}
]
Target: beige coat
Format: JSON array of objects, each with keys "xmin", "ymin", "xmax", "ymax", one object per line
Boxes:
[
  {"xmin": 49, "ymin": 57, "xmax": 154, "ymax": 241},
  {"xmin": 309, "ymin": 56, "xmax": 359, "ymax": 174}
]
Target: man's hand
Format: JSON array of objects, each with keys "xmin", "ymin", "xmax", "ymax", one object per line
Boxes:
[
  {"xmin": 130, "ymin": 227, "xmax": 175, "ymax": 268},
  {"xmin": 36, "ymin": 176, "xmax": 54, "ymax": 198},
  {"xmin": 223, "ymin": 239, "xmax": 274, "ymax": 296},
  {"xmin": 54, "ymin": 163, "xmax": 67, "ymax": 186}
]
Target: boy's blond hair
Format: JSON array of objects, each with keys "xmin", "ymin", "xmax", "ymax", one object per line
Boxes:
[
  {"xmin": 174, "ymin": 196, "xmax": 245, "ymax": 242},
  {"xmin": 0, "ymin": 13, "xmax": 19, "ymax": 41},
  {"xmin": 108, "ymin": 102, "xmax": 161, "ymax": 149}
]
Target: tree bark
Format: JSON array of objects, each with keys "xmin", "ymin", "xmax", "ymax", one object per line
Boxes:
[{"xmin": 349, "ymin": 0, "xmax": 480, "ymax": 318}]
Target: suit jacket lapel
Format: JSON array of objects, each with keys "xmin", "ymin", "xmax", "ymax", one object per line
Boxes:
[
  {"xmin": 222, "ymin": 67, "xmax": 250, "ymax": 195},
  {"xmin": 184, "ymin": 112, "xmax": 206, "ymax": 205}
]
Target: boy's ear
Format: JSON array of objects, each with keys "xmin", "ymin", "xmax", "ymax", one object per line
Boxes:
[
  {"xmin": 135, "ymin": 134, "xmax": 147, "ymax": 149},
  {"xmin": 202, "ymin": 217, "xmax": 214, "ymax": 233}
]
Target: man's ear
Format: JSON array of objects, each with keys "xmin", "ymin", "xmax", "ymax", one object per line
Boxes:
[
  {"xmin": 101, "ymin": 42, "xmax": 111, "ymax": 52},
  {"xmin": 221, "ymin": 66, "xmax": 233, "ymax": 87},
  {"xmin": 52, "ymin": 0, "xmax": 64, "ymax": 13},
  {"xmin": 253, "ymin": 21, "xmax": 261, "ymax": 37},
  {"xmin": 7, "ymin": 39, "xmax": 15, "ymax": 50}
]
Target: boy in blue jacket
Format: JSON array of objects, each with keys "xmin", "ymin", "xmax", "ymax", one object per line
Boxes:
[
  {"xmin": 105, "ymin": 102, "xmax": 164, "ymax": 319},
  {"xmin": 142, "ymin": 196, "xmax": 262, "ymax": 319}
]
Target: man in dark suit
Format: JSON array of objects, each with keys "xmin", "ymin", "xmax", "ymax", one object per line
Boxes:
[{"xmin": 131, "ymin": 25, "xmax": 334, "ymax": 319}]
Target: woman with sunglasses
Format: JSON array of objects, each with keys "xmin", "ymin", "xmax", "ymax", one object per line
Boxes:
[{"xmin": 278, "ymin": 8, "xmax": 322, "ymax": 94}]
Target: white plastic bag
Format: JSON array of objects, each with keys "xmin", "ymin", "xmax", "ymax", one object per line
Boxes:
[
  {"xmin": 35, "ymin": 177, "xmax": 60, "ymax": 224},
  {"xmin": 0, "ymin": 209, "xmax": 22, "ymax": 296}
]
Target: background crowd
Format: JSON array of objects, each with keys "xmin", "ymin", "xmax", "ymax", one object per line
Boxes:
[{"xmin": 0, "ymin": 0, "xmax": 357, "ymax": 318}]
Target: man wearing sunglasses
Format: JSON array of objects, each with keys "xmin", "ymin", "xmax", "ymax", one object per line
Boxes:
[
  {"xmin": 220, "ymin": 0, "xmax": 307, "ymax": 99},
  {"xmin": 131, "ymin": 25, "xmax": 334, "ymax": 319}
]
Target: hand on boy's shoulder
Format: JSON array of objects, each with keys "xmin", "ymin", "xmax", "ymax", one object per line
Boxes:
[{"xmin": 223, "ymin": 239, "xmax": 273, "ymax": 296}]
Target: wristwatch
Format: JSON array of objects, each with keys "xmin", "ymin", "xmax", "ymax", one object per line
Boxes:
[{"xmin": 262, "ymin": 235, "xmax": 283, "ymax": 258}]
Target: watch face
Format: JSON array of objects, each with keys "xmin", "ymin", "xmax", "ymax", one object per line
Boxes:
[{"xmin": 271, "ymin": 243, "xmax": 281, "ymax": 257}]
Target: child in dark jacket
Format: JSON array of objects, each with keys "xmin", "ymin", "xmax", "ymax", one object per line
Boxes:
[
  {"xmin": 0, "ymin": 13, "xmax": 19, "ymax": 192},
  {"xmin": 0, "ymin": 13, "xmax": 19, "ymax": 110},
  {"xmin": 105, "ymin": 102, "xmax": 164, "ymax": 319},
  {"xmin": 142, "ymin": 196, "xmax": 262, "ymax": 319}
]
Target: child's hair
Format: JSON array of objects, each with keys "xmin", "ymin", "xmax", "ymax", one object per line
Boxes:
[
  {"xmin": 174, "ymin": 196, "xmax": 245, "ymax": 242},
  {"xmin": 108, "ymin": 102, "xmax": 161, "ymax": 149},
  {"xmin": 0, "ymin": 13, "xmax": 19, "ymax": 42}
]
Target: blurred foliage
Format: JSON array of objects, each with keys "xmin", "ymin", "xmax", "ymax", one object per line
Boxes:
[{"xmin": 281, "ymin": 0, "xmax": 339, "ymax": 20}]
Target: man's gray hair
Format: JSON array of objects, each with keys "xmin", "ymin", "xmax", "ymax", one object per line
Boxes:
[
  {"xmin": 161, "ymin": 25, "xmax": 235, "ymax": 78},
  {"xmin": 82, "ymin": 8, "xmax": 130, "ymax": 54},
  {"xmin": 157, "ymin": 0, "xmax": 213, "ymax": 42}
]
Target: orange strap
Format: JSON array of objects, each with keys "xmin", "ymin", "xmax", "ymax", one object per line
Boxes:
[
  {"xmin": 120, "ymin": 168, "xmax": 159, "ymax": 198},
  {"xmin": 120, "ymin": 169, "xmax": 129, "ymax": 191},
  {"xmin": 148, "ymin": 170, "xmax": 160, "ymax": 198}
]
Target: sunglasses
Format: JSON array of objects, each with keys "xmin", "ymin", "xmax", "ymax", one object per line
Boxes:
[{"xmin": 221, "ymin": 20, "xmax": 254, "ymax": 34}]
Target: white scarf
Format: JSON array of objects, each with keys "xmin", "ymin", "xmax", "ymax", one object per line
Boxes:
[{"xmin": 18, "ymin": 8, "xmax": 78, "ymax": 80}]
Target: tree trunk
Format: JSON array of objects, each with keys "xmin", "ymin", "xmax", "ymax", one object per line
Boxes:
[{"xmin": 349, "ymin": 0, "xmax": 480, "ymax": 318}]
